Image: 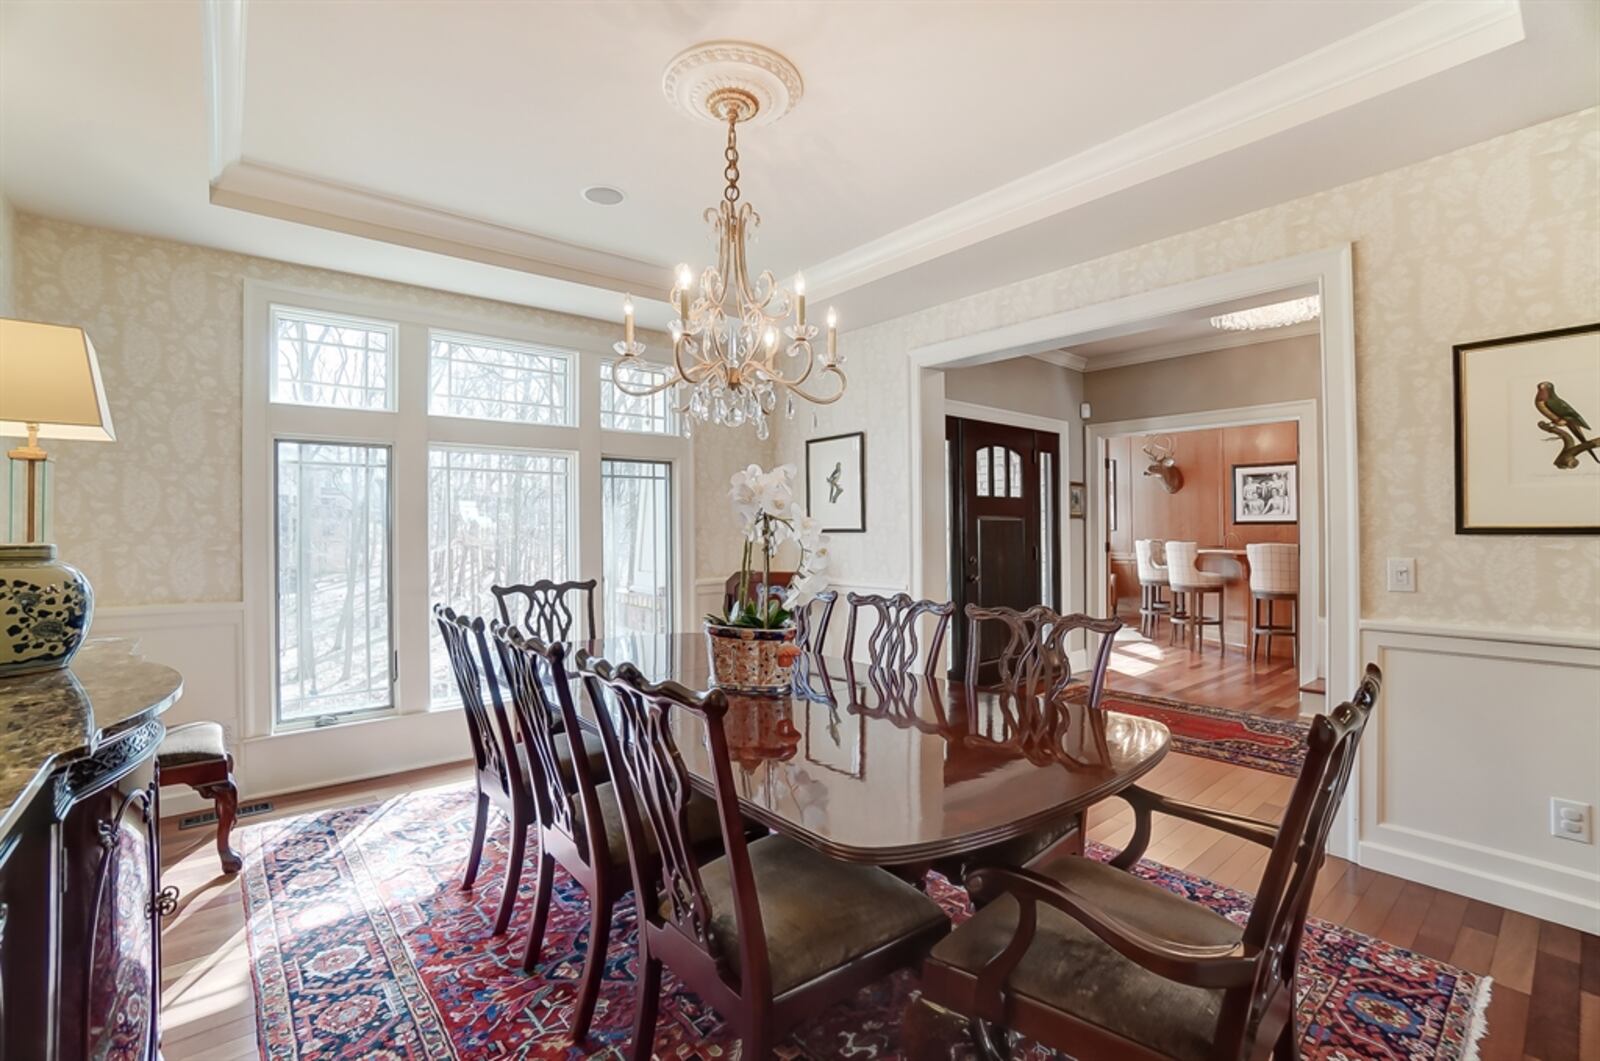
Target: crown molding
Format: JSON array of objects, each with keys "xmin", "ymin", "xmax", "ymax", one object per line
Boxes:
[
  {"xmin": 210, "ymin": 160, "xmax": 669, "ymax": 294},
  {"xmin": 202, "ymin": 0, "xmax": 246, "ymax": 181},
  {"xmin": 804, "ymin": 0, "xmax": 1524, "ymax": 300},
  {"xmin": 1071, "ymin": 320, "xmax": 1321, "ymax": 373}
]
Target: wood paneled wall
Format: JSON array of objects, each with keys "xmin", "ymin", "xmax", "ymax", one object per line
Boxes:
[{"xmin": 1107, "ymin": 422, "xmax": 1300, "ymax": 646}]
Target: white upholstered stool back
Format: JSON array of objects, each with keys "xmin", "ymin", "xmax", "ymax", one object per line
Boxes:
[
  {"xmin": 1165, "ymin": 541, "xmax": 1223, "ymax": 591},
  {"xmin": 1247, "ymin": 543, "xmax": 1299, "ymax": 595},
  {"xmin": 1134, "ymin": 540, "xmax": 1169, "ymax": 585}
]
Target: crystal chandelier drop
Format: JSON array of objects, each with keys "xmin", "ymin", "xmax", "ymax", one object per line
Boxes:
[
  {"xmin": 1209, "ymin": 295, "xmax": 1321, "ymax": 332},
  {"xmin": 612, "ymin": 46, "xmax": 843, "ymax": 439}
]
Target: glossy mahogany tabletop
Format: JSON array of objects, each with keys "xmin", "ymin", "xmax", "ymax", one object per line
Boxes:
[{"xmin": 566, "ymin": 633, "xmax": 1170, "ymax": 866}]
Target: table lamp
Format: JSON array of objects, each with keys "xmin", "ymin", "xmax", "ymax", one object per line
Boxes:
[{"xmin": 0, "ymin": 318, "xmax": 115, "ymax": 676}]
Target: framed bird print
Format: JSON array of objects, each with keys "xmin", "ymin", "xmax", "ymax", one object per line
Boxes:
[
  {"xmin": 1453, "ymin": 323, "xmax": 1600, "ymax": 534},
  {"xmin": 806, "ymin": 431, "xmax": 866, "ymax": 532}
]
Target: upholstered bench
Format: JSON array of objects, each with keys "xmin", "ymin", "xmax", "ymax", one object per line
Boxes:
[{"xmin": 156, "ymin": 722, "xmax": 243, "ymax": 873}]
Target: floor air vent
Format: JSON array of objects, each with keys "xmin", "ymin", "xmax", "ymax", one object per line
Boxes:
[{"xmin": 178, "ymin": 800, "xmax": 274, "ymax": 830}]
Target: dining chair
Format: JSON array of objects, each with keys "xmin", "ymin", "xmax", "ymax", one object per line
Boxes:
[
  {"xmin": 1246, "ymin": 544, "xmax": 1298, "ymax": 665},
  {"xmin": 577, "ymin": 653, "xmax": 950, "ymax": 1060},
  {"xmin": 491, "ymin": 623, "xmax": 720, "ymax": 1043},
  {"xmin": 843, "ymin": 591, "xmax": 955, "ymax": 676},
  {"xmin": 917, "ymin": 664, "xmax": 1383, "ymax": 1061},
  {"xmin": 433, "ymin": 605, "xmax": 537, "ymax": 936},
  {"xmin": 1164, "ymin": 542, "xmax": 1225, "ymax": 654},
  {"xmin": 943, "ymin": 605, "xmax": 1122, "ymax": 879},
  {"xmin": 963, "ymin": 604, "xmax": 1121, "ymax": 704},
  {"xmin": 491, "ymin": 578, "xmax": 598, "ymax": 641},
  {"xmin": 792, "ymin": 588, "xmax": 839, "ymax": 653}
]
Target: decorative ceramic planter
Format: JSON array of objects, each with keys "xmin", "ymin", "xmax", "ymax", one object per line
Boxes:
[
  {"xmin": 0, "ymin": 543, "xmax": 94, "ymax": 677},
  {"xmin": 704, "ymin": 622, "xmax": 802, "ymax": 696}
]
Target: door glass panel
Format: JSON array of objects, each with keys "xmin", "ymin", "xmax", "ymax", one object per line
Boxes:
[
  {"xmin": 1040, "ymin": 451, "xmax": 1055, "ymax": 606},
  {"xmin": 975, "ymin": 446, "xmax": 991, "ymax": 497},
  {"xmin": 992, "ymin": 448, "xmax": 1006, "ymax": 497},
  {"xmin": 1009, "ymin": 450, "xmax": 1024, "ymax": 498},
  {"xmin": 275, "ymin": 441, "xmax": 393, "ymax": 724},
  {"xmin": 602, "ymin": 459, "xmax": 673, "ymax": 642}
]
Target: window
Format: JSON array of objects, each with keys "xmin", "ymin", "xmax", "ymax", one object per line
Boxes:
[
  {"xmin": 427, "ymin": 447, "xmax": 572, "ymax": 704},
  {"xmin": 600, "ymin": 360, "xmax": 676, "ymax": 433},
  {"xmin": 976, "ymin": 446, "xmax": 991, "ymax": 496},
  {"xmin": 429, "ymin": 330, "xmax": 572, "ymax": 424},
  {"xmin": 275, "ymin": 441, "xmax": 393, "ymax": 723},
  {"xmin": 271, "ymin": 307, "xmax": 394, "ymax": 410},
  {"xmin": 975, "ymin": 445, "xmax": 1023, "ymax": 498},
  {"xmin": 1039, "ymin": 451, "xmax": 1055, "ymax": 605},
  {"xmin": 602, "ymin": 459, "xmax": 672, "ymax": 641},
  {"xmin": 248, "ymin": 283, "xmax": 690, "ymax": 738}
]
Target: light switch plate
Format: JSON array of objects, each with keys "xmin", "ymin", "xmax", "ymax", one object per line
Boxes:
[
  {"xmin": 1386, "ymin": 557, "xmax": 1416, "ymax": 592},
  {"xmin": 1551, "ymin": 798, "xmax": 1593, "ymax": 843}
]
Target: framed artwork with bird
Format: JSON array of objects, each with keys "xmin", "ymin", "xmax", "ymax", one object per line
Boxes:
[{"xmin": 1453, "ymin": 322, "xmax": 1600, "ymax": 534}]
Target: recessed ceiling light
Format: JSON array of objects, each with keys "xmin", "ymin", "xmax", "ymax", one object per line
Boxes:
[{"xmin": 582, "ymin": 185, "xmax": 625, "ymax": 206}]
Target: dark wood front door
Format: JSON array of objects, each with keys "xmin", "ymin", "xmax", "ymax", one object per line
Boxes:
[{"xmin": 947, "ymin": 416, "xmax": 1060, "ymax": 680}]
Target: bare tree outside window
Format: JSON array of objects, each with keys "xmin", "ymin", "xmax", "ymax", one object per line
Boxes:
[{"xmin": 429, "ymin": 332, "xmax": 571, "ymax": 424}]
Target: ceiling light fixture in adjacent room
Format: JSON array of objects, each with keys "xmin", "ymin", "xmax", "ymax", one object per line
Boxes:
[
  {"xmin": 1209, "ymin": 295, "xmax": 1322, "ymax": 332},
  {"xmin": 611, "ymin": 41, "xmax": 843, "ymax": 438},
  {"xmin": 582, "ymin": 185, "xmax": 626, "ymax": 206}
]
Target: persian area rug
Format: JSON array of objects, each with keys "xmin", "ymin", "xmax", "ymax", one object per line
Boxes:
[
  {"xmin": 1065, "ymin": 685, "xmax": 1311, "ymax": 777},
  {"xmin": 240, "ymin": 785, "xmax": 1489, "ymax": 1060}
]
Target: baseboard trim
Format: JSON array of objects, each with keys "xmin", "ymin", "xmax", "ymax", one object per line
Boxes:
[{"xmin": 1359, "ymin": 837, "xmax": 1600, "ymax": 934}]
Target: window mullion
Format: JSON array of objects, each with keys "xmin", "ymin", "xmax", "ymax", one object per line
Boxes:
[{"xmin": 392, "ymin": 320, "xmax": 433, "ymax": 716}]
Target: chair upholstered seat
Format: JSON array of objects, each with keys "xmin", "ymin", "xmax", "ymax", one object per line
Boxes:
[
  {"xmin": 577, "ymin": 783, "xmax": 720, "ymax": 869},
  {"xmin": 157, "ymin": 721, "xmax": 228, "ymax": 766},
  {"xmin": 927, "ymin": 855, "xmax": 1240, "ymax": 1061},
  {"xmin": 681, "ymin": 834, "xmax": 948, "ymax": 997},
  {"xmin": 518, "ymin": 729, "xmax": 610, "ymax": 787}
]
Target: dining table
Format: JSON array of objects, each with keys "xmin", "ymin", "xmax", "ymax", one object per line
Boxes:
[{"xmin": 560, "ymin": 633, "xmax": 1171, "ymax": 869}]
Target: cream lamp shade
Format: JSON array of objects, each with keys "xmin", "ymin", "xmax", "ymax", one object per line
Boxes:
[{"xmin": 0, "ymin": 318, "xmax": 115, "ymax": 441}]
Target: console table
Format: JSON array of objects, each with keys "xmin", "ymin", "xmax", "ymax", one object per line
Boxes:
[{"xmin": 0, "ymin": 639, "xmax": 182, "ymax": 1061}]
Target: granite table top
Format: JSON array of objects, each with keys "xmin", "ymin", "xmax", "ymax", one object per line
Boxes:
[{"xmin": 0, "ymin": 638, "xmax": 183, "ymax": 838}]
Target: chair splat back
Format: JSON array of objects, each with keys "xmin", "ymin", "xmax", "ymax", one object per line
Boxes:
[
  {"xmin": 844, "ymin": 592, "xmax": 954, "ymax": 676},
  {"xmin": 492, "ymin": 579, "xmax": 598, "ymax": 642},
  {"xmin": 578, "ymin": 654, "xmax": 761, "ymax": 975},
  {"xmin": 492, "ymin": 623, "xmax": 584, "ymax": 837},
  {"xmin": 433, "ymin": 605, "xmax": 523, "ymax": 803},
  {"xmin": 964, "ymin": 604, "xmax": 1121, "ymax": 703},
  {"xmin": 1229, "ymin": 664, "xmax": 1382, "ymax": 1043},
  {"xmin": 792, "ymin": 589, "xmax": 839, "ymax": 653}
]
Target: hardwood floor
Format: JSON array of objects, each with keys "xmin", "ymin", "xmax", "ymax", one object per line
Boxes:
[
  {"xmin": 1101, "ymin": 618, "xmax": 1305, "ymax": 718},
  {"xmin": 157, "ymin": 755, "xmax": 1596, "ymax": 1060}
]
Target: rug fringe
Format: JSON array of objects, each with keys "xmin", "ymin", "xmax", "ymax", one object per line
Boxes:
[{"xmin": 1460, "ymin": 975, "xmax": 1494, "ymax": 1061}]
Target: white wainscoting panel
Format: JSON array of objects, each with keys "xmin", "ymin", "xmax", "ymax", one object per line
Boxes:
[{"xmin": 1359, "ymin": 621, "xmax": 1600, "ymax": 933}]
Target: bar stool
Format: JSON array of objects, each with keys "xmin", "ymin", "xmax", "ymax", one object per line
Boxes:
[
  {"xmin": 1247, "ymin": 543, "xmax": 1299, "ymax": 665},
  {"xmin": 1133, "ymin": 539, "xmax": 1171, "ymax": 629},
  {"xmin": 1165, "ymin": 541, "xmax": 1225, "ymax": 655}
]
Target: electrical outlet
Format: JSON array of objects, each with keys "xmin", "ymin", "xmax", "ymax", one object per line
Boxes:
[
  {"xmin": 1550, "ymin": 798, "xmax": 1593, "ymax": 844},
  {"xmin": 1386, "ymin": 557, "xmax": 1416, "ymax": 593}
]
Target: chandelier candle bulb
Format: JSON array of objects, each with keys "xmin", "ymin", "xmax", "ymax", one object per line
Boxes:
[
  {"xmin": 623, "ymin": 295, "xmax": 635, "ymax": 347},
  {"xmin": 827, "ymin": 307, "xmax": 838, "ymax": 359},
  {"xmin": 795, "ymin": 273, "xmax": 807, "ymax": 326}
]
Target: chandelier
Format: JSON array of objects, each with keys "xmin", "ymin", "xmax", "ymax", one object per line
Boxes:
[
  {"xmin": 612, "ymin": 42, "xmax": 843, "ymax": 439},
  {"xmin": 1209, "ymin": 295, "xmax": 1321, "ymax": 332}
]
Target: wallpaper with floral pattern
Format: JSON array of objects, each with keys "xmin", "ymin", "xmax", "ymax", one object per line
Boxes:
[
  {"xmin": 9, "ymin": 217, "xmax": 754, "ymax": 606},
  {"xmin": 773, "ymin": 107, "xmax": 1600, "ymax": 634}
]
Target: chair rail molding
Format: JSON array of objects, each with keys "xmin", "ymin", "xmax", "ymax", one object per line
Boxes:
[{"xmin": 1359, "ymin": 625, "xmax": 1600, "ymax": 933}]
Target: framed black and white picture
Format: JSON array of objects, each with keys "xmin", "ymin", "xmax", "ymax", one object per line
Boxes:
[
  {"xmin": 1232, "ymin": 462, "xmax": 1298, "ymax": 524},
  {"xmin": 1453, "ymin": 323, "xmax": 1600, "ymax": 534},
  {"xmin": 806, "ymin": 431, "xmax": 865, "ymax": 532}
]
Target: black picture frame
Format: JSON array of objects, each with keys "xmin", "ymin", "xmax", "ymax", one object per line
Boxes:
[
  {"xmin": 805, "ymin": 431, "xmax": 866, "ymax": 533},
  {"xmin": 1231, "ymin": 461, "xmax": 1299, "ymax": 525},
  {"xmin": 1452, "ymin": 322, "xmax": 1600, "ymax": 535}
]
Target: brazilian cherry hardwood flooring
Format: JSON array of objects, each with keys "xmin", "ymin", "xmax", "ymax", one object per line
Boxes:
[
  {"xmin": 157, "ymin": 754, "xmax": 1596, "ymax": 1060},
  {"xmin": 1101, "ymin": 617, "xmax": 1306, "ymax": 719}
]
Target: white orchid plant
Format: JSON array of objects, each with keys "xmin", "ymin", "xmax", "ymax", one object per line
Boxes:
[{"xmin": 708, "ymin": 463, "xmax": 831, "ymax": 630}]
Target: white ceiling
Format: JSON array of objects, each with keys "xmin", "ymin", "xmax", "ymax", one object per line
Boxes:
[{"xmin": 2, "ymin": 1, "xmax": 1596, "ymax": 331}]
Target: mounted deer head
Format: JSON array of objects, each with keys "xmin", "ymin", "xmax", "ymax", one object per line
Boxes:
[{"xmin": 1141, "ymin": 435, "xmax": 1184, "ymax": 494}]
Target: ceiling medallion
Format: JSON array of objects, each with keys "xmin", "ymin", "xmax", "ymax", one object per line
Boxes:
[
  {"xmin": 1210, "ymin": 295, "xmax": 1322, "ymax": 332},
  {"xmin": 614, "ymin": 41, "xmax": 841, "ymax": 438}
]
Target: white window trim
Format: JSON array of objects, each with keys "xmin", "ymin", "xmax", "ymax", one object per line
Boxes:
[{"xmin": 242, "ymin": 279, "xmax": 695, "ymax": 741}]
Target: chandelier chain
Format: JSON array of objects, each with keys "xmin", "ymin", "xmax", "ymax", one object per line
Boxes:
[{"xmin": 723, "ymin": 112, "xmax": 741, "ymax": 204}]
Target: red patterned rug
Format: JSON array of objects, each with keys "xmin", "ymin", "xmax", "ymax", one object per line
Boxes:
[
  {"xmin": 1066, "ymin": 686, "xmax": 1310, "ymax": 777},
  {"xmin": 239, "ymin": 784, "xmax": 1489, "ymax": 1059}
]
